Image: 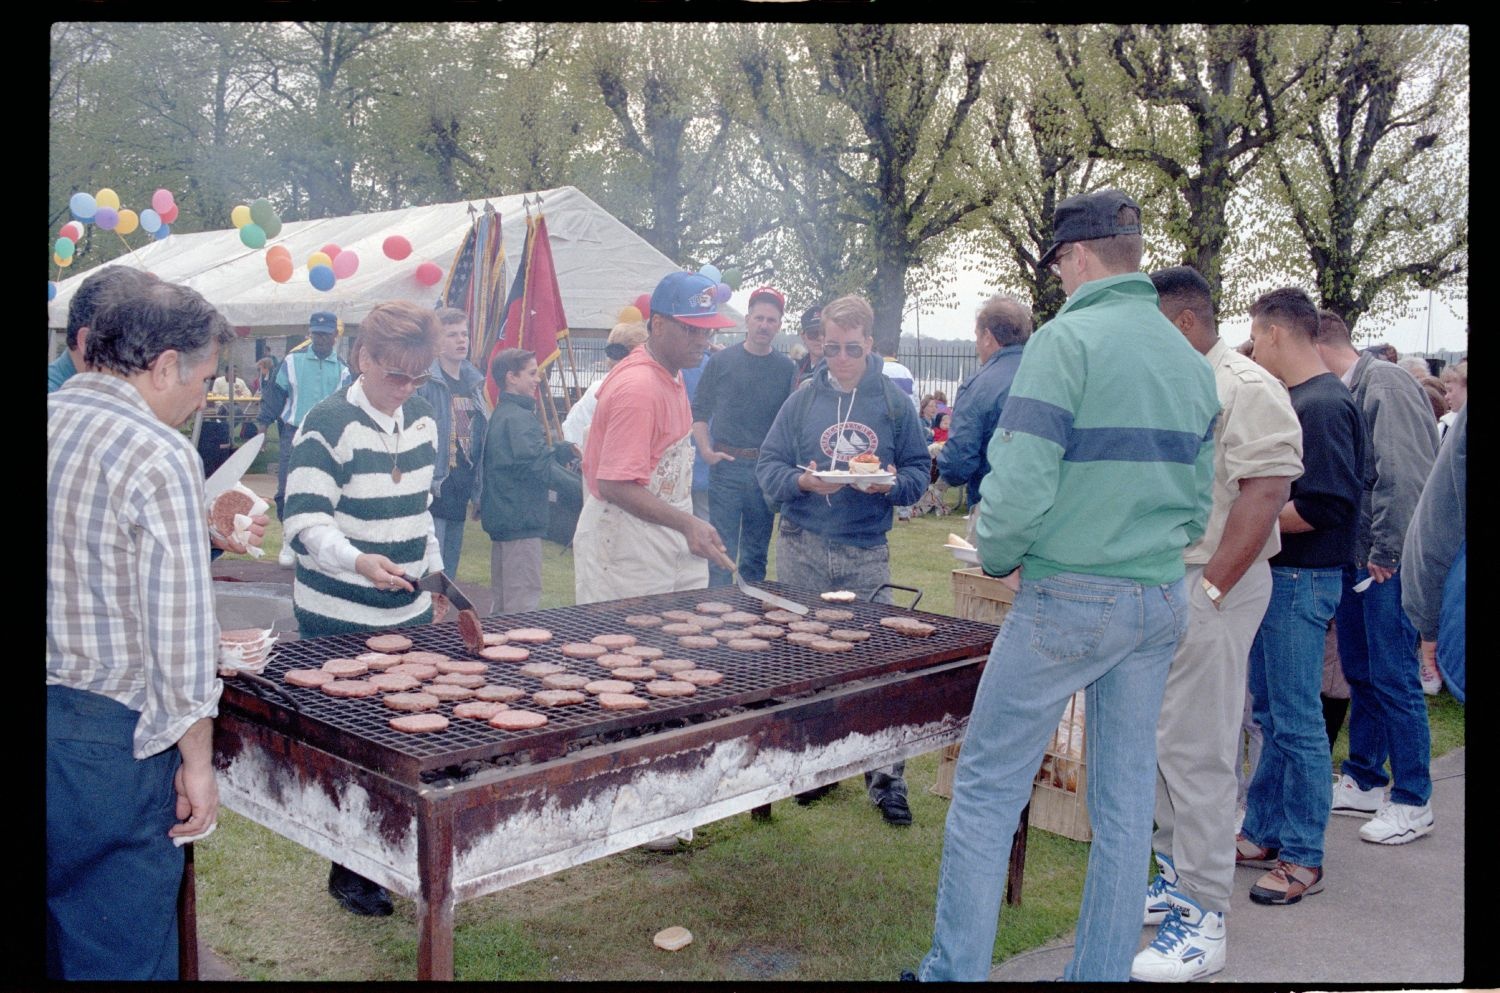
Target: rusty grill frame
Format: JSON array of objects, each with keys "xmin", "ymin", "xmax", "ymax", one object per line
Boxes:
[{"xmin": 225, "ymin": 583, "xmax": 999, "ymax": 783}]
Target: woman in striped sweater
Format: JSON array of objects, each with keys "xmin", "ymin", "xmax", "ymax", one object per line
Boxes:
[{"xmin": 281, "ymin": 299, "xmax": 444, "ymax": 918}]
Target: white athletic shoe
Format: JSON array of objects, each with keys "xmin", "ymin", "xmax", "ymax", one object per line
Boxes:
[
  {"xmin": 278, "ymin": 544, "xmax": 295, "ymax": 567},
  {"xmin": 1143, "ymin": 851, "xmax": 1181, "ymax": 926},
  {"xmin": 1131, "ymin": 894, "xmax": 1226, "ymax": 983},
  {"xmin": 1359, "ymin": 801, "xmax": 1434, "ymax": 845},
  {"xmin": 1331, "ymin": 772, "xmax": 1383, "ymax": 817}
]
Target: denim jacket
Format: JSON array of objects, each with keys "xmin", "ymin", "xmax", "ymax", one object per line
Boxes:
[{"xmin": 417, "ymin": 358, "xmax": 490, "ymax": 517}]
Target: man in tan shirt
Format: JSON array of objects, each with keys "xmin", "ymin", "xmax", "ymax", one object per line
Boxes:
[{"xmin": 1133, "ymin": 266, "xmax": 1303, "ymax": 982}]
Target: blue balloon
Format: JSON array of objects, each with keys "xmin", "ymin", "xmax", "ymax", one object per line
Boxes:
[
  {"xmin": 69, "ymin": 192, "xmax": 96, "ymax": 221},
  {"xmin": 140, "ymin": 208, "xmax": 162, "ymax": 233},
  {"xmin": 154, "ymin": 224, "xmax": 171, "ymax": 241},
  {"xmin": 698, "ymin": 263, "xmax": 722, "ymax": 284},
  {"xmin": 309, "ymin": 264, "xmax": 336, "ymax": 291},
  {"xmin": 49, "ymin": 281, "xmax": 57, "ymax": 302}
]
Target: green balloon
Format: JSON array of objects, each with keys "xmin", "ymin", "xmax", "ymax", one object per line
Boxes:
[
  {"xmin": 239, "ymin": 223, "xmax": 267, "ymax": 249},
  {"xmin": 249, "ymin": 197, "xmax": 276, "ymax": 228},
  {"xmin": 722, "ymin": 267, "xmax": 743, "ymax": 291},
  {"xmin": 261, "ymin": 213, "xmax": 283, "ymax": 239}
]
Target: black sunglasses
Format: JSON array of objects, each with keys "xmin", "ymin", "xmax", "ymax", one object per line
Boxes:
[
  {"xmin": 821, "ymin": 342, "xmax": 867, "ymax": 358},
  {"xmin": 367, "ymin": 360, "xmax": 431, "ymax": 388}
]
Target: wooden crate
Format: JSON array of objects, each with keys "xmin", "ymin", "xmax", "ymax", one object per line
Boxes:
[
  {"xmin": 1029, "ymin": 690, "xmax": 1091, "ymax": 842},
  {"xmin": 932, "ymin": 569, "xmax": 1015, "ymax": 798}
]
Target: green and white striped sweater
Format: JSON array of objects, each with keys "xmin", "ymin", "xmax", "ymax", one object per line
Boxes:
[{"xmin": 284, "ymin": 387, "xmax": 439, "ymax": 637}]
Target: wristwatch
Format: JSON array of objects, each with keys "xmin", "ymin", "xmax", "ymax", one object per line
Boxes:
[{"xmin": 1201, "ymin": 577, "xmax": 1226, "ymax": 609}]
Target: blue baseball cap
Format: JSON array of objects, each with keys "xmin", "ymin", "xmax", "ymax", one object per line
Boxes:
[
  {"xmin": 309, "ymin": 311, "xmax": 338, "ymax": 334},
  {"xmin": 649, "ymin": 271, "xmax": 736, "ymax": 330}
]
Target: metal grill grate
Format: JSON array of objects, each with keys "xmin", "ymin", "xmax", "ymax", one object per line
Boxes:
[{"xmin": 226, "ymin": 583, "xmax": 999, "ymax": 783}]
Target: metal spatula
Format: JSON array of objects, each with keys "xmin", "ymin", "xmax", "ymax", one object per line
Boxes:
[
  {"xmin": 733, "ymin": 569, "xmax": 808, "ymax": 615},
  {"xmin": 414, "ymin": 571, "xmax": 488, "ymax": 654}
]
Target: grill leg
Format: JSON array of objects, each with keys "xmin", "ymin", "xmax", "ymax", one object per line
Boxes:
[
  {"xmin": 750, "ymin": 803, "xmax": 773, "ymax": 821},
  {"xmin": 178, "ymin": 843, "xmax": 199, "ymax": 980},
  {"xmin": 1005, "ymin": 802, "xmax": 1029, "ymax": 906},
  {"xmin": 417, "ymin": 805, "xmax": 456, "ymax": 980}
]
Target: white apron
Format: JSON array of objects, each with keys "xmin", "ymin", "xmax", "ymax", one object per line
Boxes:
[{"xmin": 573, "ymin": 433, "xmax": 708, "ymax": 605}]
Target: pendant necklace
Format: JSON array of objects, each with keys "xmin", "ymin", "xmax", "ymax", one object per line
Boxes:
[{"xmin": 377, "ymin": 418, "xmax": 403, "ymax": 482}]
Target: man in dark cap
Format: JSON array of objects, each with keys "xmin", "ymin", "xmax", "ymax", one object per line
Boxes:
[
  {"xmin": 272, "ymin": 311, "xmax": 350, "ymax": 554},
  {"xmin": 913, "ymin": 190, "xmax": 1219, "ymax": 982},
  {"xmin": 794, "ymin": 305, "xmax": 824, "ymax": 386}
]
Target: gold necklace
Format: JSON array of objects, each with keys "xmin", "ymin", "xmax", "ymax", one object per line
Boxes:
[{"xmin": 374, "ymin": 416, "xmax": 403, "ymax": 482}]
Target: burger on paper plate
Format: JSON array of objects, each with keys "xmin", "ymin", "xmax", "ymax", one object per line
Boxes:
[{"xmin": 849, "ymin": 453, "xmax": 882, "ymax": 474}]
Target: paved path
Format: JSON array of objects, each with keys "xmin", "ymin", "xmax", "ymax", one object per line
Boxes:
[{"xmin": 990, "ymin": 747, "xmax": 1466, "ymax": 984}]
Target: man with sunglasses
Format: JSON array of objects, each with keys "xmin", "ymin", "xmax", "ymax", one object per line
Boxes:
[
  {"xmin": 690, "ymin": 285, "xmax": 798, "ymax": 588},
  {"xmin": 272, "ymin": 310, "xmax": 350, "ymax": 561},
  {"xmin": 574, "ymin": 270, "xmax": 738, "ymax": 607},
  {"xmin": 913, "ymin": 189, "xmax": 1219, "ymax": 982},
  {"xmin": 757, "ymin": 293, "xmax": 933, "ymax": 825}
]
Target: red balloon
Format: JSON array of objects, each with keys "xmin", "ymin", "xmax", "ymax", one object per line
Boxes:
[
  {"xmin": 634, "ymin": 293, "xmax": 652, "ymax": 321},
  {"xmin": 320, "ymin": 242, "xmax": 341, "ymax": 260},
  {"xmin": 234, "ymin": 325, "xmax": 253, "ymax": 338},
  {"xmin": 383, "ymin": 234, "xmax": 412, "ymax": 260},
  {"xmin": 266, "ymin": 244, "xmax": 292, "ymax": 261},
  {"xmin": 415, "ymin": 261, "xmax": 443, "ymax": 286},
  {"xmin": 159, "ymin": 203, "xmax": 180, "ymax": 224},
  {"xmin": 59, "ymin": 221, "xmax": 84, "ymax": 243}
]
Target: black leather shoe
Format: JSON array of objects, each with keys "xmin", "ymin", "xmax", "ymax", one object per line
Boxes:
[
  {"xmin": 328, "ymin": 863, "xmax": 394, "ymax": 917},
  {"xmin": 875, "ymin": 791, "xmax": 913, "ymax": 826},
  {"xmin": 900, "ymin": 970, "xmax": 919, "ymax": 981},
  {"xmin": 795, "ymin": 783, "xmax": 838, "ymax": 806}
]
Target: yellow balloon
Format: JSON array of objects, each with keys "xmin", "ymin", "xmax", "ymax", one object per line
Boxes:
[
  {"xmin": 95, "ymin": 188, "xmax": 121, "ymax": 210},
  {"xmin": 619, "ymin": 306, "xmax": 643, "ymax": 324},
  {"xmin": 54, "ymin": 252, "xmax": 73, "ymax": 268},
  {"xmin": 307, "ymin": 251, "xmax": 333, "ymax": 269},
  {"xmin": 116, "ymin": 209, "xmax": 140, "ymax": 236},
  {"xmin": 231, "ymin": 204, "xmax": 251, "ymax": 228}
]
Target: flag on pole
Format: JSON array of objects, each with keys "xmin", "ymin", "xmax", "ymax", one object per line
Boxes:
[{"xmin": 483, "ymin": 211, "xmax": 570, "ymax": 404}]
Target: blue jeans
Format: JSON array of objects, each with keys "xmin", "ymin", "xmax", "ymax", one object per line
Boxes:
[
  {"xmin": 47, "ymin": 686, "xmax": 184, "ymax": 980},
  {"xmin": 1242, "ymin": 566, "xmax": 1342, "ymax": 868},
  {"xmin": 274, "ymin": 419, "xmax": 294, "ymax": 521},
  {"xmin": 433, "ymin": 516, "xmax": 466, "ymax": 574},
  {"xmin": 1337, "ymin": 565, "xmax": 1431, "ymax": 806},
  {"xmin": 919, "ymin": 571, "xmax": 1188, "ymax": 982},
  {"xmin": 1438, "ymin": 540, "xmax": 1465, "ymax": 703},
  {"xmin": 707, "ymin": 459, "xmax": 775, "ymax": 587}
]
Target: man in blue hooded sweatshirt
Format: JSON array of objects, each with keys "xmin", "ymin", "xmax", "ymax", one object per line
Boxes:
[{"xmin": 757, "ymin": 293, "xmax": 932, "ymax": 825}]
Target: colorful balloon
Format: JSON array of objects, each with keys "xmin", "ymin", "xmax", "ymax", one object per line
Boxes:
[
  {"xmin": 249, "ymin": 198, "xmax": 276, "ymax": 229},
  {"xmin": 268, "ymin": 255, "xmax": 294, "ymax": 283},
  {"xmin": 415, "ymin": 261, "xmax": 443, "ymax": 286},
  {"xmin": 721, "ymin": 267, "xmax": 743, "ymax": 291},
  {"xmin": 618, "ymin": 305, "xmax": 643, "ymax": 324},
  {"xmin": 331, "ymin": 250, "xmax": 359, "ymax": 279},
  {"xmin": 54, "ymin": 237, "xmax": 75, "ymax": 260},
  {"xmin": 69, "ymin": 192, "xmax": 96, "ymax": 221},
  {"xmin": 239, "ymin": 224, "xmax": 267, "ymax": 249},
  {"xmin": 307, "ymin": 251, "xmax": 333, "ymax": 270},
  {"xmin": 159, "ymin": 203, "xmax": 179, "ymax": 224},
  {"xmin": 266, "ymin": 243, "xmax": 292, "ymax": 261},
  {"xmin": 151, "ymin": 188, "xmax": 174, "ymax": 213},
  {"xmin": 309, "ymin": 264, "xmax": 336, "ymax": 291},
  {"xmin": 140, "ymin": 209, "xmax": 161, "ymax": 233},
  {"xmin": 261, "ymin": 213, "xmax": 282, "ymax": 239},
  {"xmin": 49, "ymin": 281, "xmax": 57, "ymax": 302},
  {"xmin": 154, "ymin": 224, "xmax": 171, "ymax": 241},
  {"xmin": 115, "ymin": 209, "xmax": 140, "ymax": 236},
  {"xmin": 94, "ymin": 207, "xmax": 119, "ymax": 232},
  {"xmin": 320, "ymin": 242, "xmax": 341, "ymax": 261},
  {"xmin": 698, "ymin": 264, "xmax": 722, "ymax": 284},
  {"xmin": 54, "ymin": 252, "xmax": 73, "ymax": 268},
  {"xmin": 634, "ymin": 293, "xmax": 652, "ymax": 321},
  {"xmin": 713, "ymin": 282, "xmax": 732, "ymax": 304},
  {"xmin": 95, "ymin": 188, "xmax": 121, "ymax": 210},
  {"xmin": 383, "ymin": 235, "xmax": 412, "ymax": 260},
  {"xmin": 231, "ymin": 205, "xmax": 251, "ymax": 228},
  {"xmin": 59, "ymin": 221, "xmax": 84, "ymax": 242}
]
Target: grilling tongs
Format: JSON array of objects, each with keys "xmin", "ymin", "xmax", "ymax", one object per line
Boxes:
[{"xmin": 413, "ymin": 571, "xmax": 489, "ymax": 654}]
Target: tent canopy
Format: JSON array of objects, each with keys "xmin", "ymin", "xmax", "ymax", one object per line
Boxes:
[{"xmin": 47, "ymin": 186, "xmax": 727, "ymax": 336}]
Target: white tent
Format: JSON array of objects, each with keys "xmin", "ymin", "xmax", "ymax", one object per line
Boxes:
[{"xmin": 47, "ymin": 186, "xmax": 725, "ymax": 336}]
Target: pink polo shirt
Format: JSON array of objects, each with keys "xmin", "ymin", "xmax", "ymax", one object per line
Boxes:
[{"xmin": 582, "ymin": 347, "xmax": 693, "ymax": 499}]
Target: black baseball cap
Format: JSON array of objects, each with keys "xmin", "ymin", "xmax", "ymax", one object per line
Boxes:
[
  {"xmin": 1038, "ymin": 189, "xmax": 1142, "ymax": 269},
  {"xmin": 799, "ymin": 306, "xmax": 823, "ymax": 334}
]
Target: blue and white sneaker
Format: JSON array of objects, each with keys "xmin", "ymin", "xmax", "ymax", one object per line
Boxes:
[
  {"xmin": 1131, "ymin": 891, "xmax": 1226, "ymax": 983},
  {"xmin": 1143, "ymin": 851, "xmax": 1181, "ymax": 926}
]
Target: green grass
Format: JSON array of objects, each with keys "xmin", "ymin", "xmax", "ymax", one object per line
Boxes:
[{"xmin": 205, "ymin": 490, "xmax": 1462, "ymax": 980}]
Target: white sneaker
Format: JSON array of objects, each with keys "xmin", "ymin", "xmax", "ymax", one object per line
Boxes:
[
  {"xmin": 278, "ymin": 544, "xmax": 295, "ymax": 567},
  {"xmin": 1359, "ymin": 801, "xmax": 1434, "ymax": 845},
  {"xmin": 1330, "ymin": 772, "xmax": 1383, "ymax": 817},
  {"xmin": 1143, "ymin": 851, "xmax": 1181, "ymax": 926},
  {"xmin": 1131, "ymin": 897, "xmax": 1226, "ymax": 983}
]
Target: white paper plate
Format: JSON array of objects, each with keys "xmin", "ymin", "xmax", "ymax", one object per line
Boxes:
[
  {"xmin": 944, "ymin": 543, "xmax": 981, "ymax": 566},
  {"xmin": 813, "ymin": 469, "xmax": 896, "ymax": 485}
]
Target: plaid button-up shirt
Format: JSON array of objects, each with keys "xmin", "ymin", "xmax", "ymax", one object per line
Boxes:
[{"xmin": 48, "ymin": 374, "xmax": 221, "ymax": 759}]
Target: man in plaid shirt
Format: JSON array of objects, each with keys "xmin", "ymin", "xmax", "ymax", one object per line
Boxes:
[{"xmin": 47, "ymin": 273, "xmax": 236, "ymax": 980}]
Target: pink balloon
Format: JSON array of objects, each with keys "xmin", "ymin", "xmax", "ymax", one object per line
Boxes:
[
  {"xmin": 415, "ymin": 261, "xmax": 442, "ymax": 286},
  {"xmin": 320, "ymin": 242, "xmax": 342, "ymax": 260},
  {"xmin": 159, "ymin": 203, "xmax": 180, "ymax": 224},
  {"xmin": 151, "ymin": 189, "xmax": 175, "ymax": 213},
  {"xmin": 331, "ymin": 249, "xmax": 359, "ymax": 279},
  {"xmin": 383, "ymin": 235, "xmax": 412, "ymax": 261}
]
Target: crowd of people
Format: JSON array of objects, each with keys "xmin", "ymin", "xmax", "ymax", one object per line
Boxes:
[{"xmin": 47, "ymin": 185, "xmax": 1465, "ymax": 982}]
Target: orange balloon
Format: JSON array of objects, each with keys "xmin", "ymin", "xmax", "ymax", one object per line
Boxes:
[{"xmin": 268, "ymin": 256, "xmax": 294, "ymax": 283}]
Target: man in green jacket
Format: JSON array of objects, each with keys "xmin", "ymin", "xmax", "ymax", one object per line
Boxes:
[
  {"xmin": 480, "ymin": 348, "xmax": 574, "ymax": 614},
  {"xmin": 915, "ymin": 189, "xmax": 1220, "ymax": 982}
]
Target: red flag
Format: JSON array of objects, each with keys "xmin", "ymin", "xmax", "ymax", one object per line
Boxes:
[{"xmin": 482, "ymin": 213, "xmax": 570, "ymax": 405}]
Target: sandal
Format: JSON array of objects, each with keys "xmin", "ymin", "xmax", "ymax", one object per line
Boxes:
[
  {"xmin": 1234, "ymin": 833, "xmax": 1279, "ymax": 868},
  {"xmin": 1249, "ymin": 860, "xmax": 1324, "ymax": 905}
]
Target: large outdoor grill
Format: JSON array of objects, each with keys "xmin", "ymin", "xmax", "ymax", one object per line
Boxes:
[{"xmin": 207, "ymin": 583, "xmax": 1000, "ymax": 980}]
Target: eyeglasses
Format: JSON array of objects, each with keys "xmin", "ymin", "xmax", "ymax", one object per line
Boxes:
[
  {"xmin": 1048, "ymin": 245, "xmax": 1076, "ymax": 277},
  {"xmin": 367, "ymin": 361, "xmax": 431, "ymax": 388},
  {"xmin": 821, "ymin": 342, "xmax": 867, "ymax": 358},
  {"xmin": 666, "ymin": 316, "xmax": 714, "ymax": 336}
]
